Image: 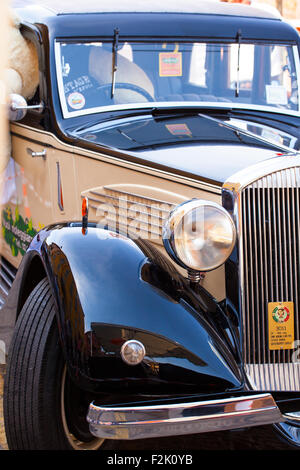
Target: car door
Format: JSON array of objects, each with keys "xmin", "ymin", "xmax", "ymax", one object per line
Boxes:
[
  {"xmin": 1, "ymin": 125, "xmax": 53, "ymax": 267},
  {"xmin": 0, "ymin": 20, "xmax": 57, "ymax": 269}
]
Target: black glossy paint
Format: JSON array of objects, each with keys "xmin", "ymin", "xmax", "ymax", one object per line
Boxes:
[
  {"xmin": 71, "ymin": 112, "xmax": 290, "ymax": 184},
  {"xmin": 1, "ymin": 224, "xmax": 243, "ymax": 394},
  {"xmin": 72, "ymin": 112, "xmax": 282, "ymax": 152}
]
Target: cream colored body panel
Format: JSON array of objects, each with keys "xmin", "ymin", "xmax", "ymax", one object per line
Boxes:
[
  {"xmin": 1, "ymin": 133, "xmax": 52, "ymax": 267},
  {"xmin": 2, "ymin": 122, "xmax": 225, "ymax": 300}
]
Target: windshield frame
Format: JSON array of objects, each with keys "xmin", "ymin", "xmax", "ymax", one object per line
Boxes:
[{"xmin": 54, "ymin": 40, "xmax": 300, "ymax": 119}]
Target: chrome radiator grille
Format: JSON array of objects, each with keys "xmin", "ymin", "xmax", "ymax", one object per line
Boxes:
[{"xmin": 240, "ymin": 166, "xmax": 300, "ymax": 391}]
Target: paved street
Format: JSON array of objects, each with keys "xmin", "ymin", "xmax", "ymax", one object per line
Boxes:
[
  {"xmin": 0, "ymin": 364, "xmax": 296, "ymax": 451},
  {"xmin": 0, "ymin": 366, "xmax": 7, "ymax": 450}
]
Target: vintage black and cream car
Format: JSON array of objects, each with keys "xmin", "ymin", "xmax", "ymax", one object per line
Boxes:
[{"xmin": 0, "ymin": 0, "xmax": 300, "ymax": 450}]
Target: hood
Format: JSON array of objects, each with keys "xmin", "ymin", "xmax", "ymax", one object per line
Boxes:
[{"xmin": 71, "ymin": 111, "xmax": 297, "ymax": 185}]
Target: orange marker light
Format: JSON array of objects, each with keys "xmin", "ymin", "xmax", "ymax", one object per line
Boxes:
[
  {"xmin": 82, "ymin": 196, "xmax": 88, "ymax": 218},
  {"xmin": 82, "ymin": 197, "xmax": 89, "ymax": 234}
]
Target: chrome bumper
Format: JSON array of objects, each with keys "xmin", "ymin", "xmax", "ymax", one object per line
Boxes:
[{"xmin": 87, "ymin": 393, "xmax": 283, "ymax": 440}]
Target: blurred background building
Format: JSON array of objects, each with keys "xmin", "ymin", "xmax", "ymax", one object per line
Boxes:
[
  {"xmin": 221, "ymin": 0, "xmax": 300, "ymax": 18},
  {"xmin": 257, "ymin": 0, "xmax": 300, "ymax": 18}
]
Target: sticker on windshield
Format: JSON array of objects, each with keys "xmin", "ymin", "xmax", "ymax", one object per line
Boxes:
[
  {"xmin": 67, "ymin": 92, "xmax": 86, "ymax": 110},
  {"xmin": 159, "ymin": 52, "xmax": 182, "ymax": 77},
  {"xmin": 265, "ymin": 85, "xmax": 288, "ymax": 105}
]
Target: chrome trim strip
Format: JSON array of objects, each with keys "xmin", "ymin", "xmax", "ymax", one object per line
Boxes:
[
  {"xmin": 56, "ymin": 162, "xmax": 64, "ymax": 212},
  {"xmin": 283, "ymin": 411, "xmax": 300, "ymax": 422},
  {"xmin": 223, "ymin": 155, "xmax": 300, "ymax": 192},
  {"xmin": 87, "ymin": 393, "xmax": 283, "ymax": 440}
]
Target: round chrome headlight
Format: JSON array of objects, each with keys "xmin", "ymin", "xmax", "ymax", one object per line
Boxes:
[{"xmin": 163, "ymin": 199, "xmax": 236, "ymax": 272}]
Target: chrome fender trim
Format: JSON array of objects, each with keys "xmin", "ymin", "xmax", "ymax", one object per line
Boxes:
[{"xmin": 87, "ymin": 393, "xmax": 283, "ymax": 440}]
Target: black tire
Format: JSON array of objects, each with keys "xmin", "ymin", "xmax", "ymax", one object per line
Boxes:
[{"xmin": 3, "ymin": 278, "xmax": 104, "ymax": 450}]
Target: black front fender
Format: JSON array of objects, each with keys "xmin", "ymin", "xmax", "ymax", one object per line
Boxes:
[{"xmin": 3, "ymin": 223, "xmax": 243, "ymax": 395}]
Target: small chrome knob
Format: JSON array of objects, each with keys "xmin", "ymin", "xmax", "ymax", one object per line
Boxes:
[{"xmin": 120, "ymin": 340, "xmax": 146, "ymax": 366}]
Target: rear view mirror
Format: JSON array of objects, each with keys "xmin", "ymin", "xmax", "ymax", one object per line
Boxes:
[{"xmin": 8, "ymin": 93, "xmax": 44, "ymax": 121}]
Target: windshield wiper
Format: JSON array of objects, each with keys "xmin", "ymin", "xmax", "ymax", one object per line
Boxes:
[
  {"xmin": 199, "ymin": 112, "xmax": 297, "ymax": 154},
  {"xmin": 235, "ymin": 30, "xmax": 242, "ymax": 98},
  {"xmin": 111, "ymin": 28, "xmax": 120, "ymax": 99}
]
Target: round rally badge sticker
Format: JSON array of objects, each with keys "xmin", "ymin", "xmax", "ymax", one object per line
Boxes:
[
  {"xmin": 67, "ymin": 92, "xmax": 85, "ymax": 110},
  {"xmin": 272, "ymin": 304, "xmax": 290, "ymax": 323}
]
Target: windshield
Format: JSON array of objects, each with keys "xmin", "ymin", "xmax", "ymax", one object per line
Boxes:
[{"xmin": 55, "ymin": 40, "xmax": 300, "ymax": 118}]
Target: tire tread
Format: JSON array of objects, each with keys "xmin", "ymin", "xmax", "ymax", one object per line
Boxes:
[{"xmin": 4, "ymin": 278, "xmax": 63, "ymax": 449}]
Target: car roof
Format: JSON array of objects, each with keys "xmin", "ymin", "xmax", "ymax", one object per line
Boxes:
[
  {"xmin": 14, "ymin": 0, "xmax": 299, "ymax": 43},
  {"xmin": 12, "ymin": 0, "xmax": 279, "ymax": 19}
]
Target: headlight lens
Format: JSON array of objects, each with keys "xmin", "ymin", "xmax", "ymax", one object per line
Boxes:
[{"xmin": 163, "ymin": 200, "xmax": 236, "ymax": 272}]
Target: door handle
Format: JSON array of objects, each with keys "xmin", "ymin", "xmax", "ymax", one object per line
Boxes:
[{"xmin": 27, "ymin": 148, "xmax": 47, "ymax": 160}]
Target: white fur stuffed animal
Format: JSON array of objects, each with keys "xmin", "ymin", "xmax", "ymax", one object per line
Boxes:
[
  {"xmin": 0, "ymin": 9, "xmax": 39, "ymax": 173},
  {"xmin": 5, "ymin": 9, "xmax": 39, "ymax": 99}
]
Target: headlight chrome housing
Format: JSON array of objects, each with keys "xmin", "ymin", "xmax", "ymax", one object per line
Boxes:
[{"xmin": 163, "ymin": 199, "xmax": 236, "ymax": 272}]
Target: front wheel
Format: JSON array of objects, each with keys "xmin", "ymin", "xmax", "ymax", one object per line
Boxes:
[{"xmin": 4, "ymin": 278, "xmax": 104, "ymax": 450}]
